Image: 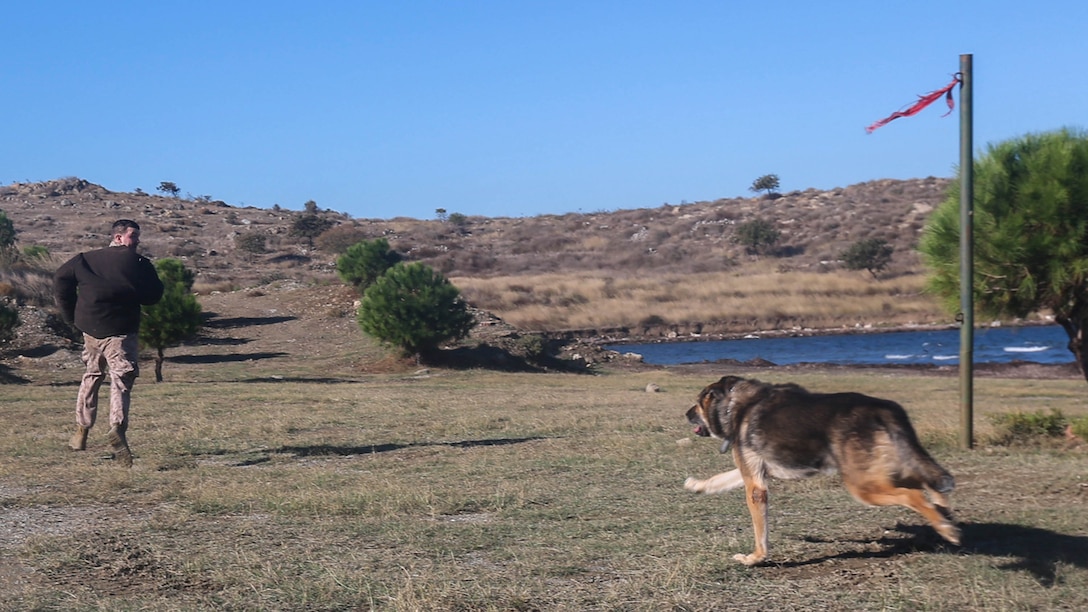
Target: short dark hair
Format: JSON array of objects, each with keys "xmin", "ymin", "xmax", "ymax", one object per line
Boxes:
[{"xmin": 111, "ymin": 219, "xmax": 141, "ymax": 234}]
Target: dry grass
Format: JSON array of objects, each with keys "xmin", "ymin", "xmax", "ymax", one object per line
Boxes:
[
  {"xmin": 455, "ymin": 268, "xmax": 949, "ymax": 334},
  {"xmin": 3, "ymin": 368, "xmax": 1087, "ymax": 610}
]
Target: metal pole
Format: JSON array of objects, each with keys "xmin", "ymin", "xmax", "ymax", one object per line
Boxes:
[{"xmin": 959, "ymin": 54, "xmax": 974, "ymax": 449}]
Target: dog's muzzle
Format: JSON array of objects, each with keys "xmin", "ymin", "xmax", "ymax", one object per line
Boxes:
[{"xmin": 686, "ymin": 406, "xmax": 710, "ymax": 437}]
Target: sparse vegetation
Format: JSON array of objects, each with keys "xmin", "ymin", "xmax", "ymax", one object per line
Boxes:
[
  {"xmin": 2, "ymin": 369, "xmax": 1086, "ymax": 610},
  {"xmin": 0, "ymin": 175, "xmax": 958, "ymax": 333}
]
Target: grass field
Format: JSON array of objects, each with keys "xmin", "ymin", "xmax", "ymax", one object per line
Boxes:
[{"xmin": 3, "ymin": 367, "xmax": 1087, "ymax": 611}]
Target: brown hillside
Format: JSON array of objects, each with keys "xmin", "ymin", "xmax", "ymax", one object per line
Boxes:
[
  {"xmin": 0, "ymin": 175, "xmax": 971, "ymax": 353},
  {"xmin": 2, "ymin": 175, "xmax": 949, "ymax": 284}
]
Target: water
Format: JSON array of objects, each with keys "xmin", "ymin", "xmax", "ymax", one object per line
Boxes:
[{"xmin": 605, "ymin": 325, "xmax": 1073, "ymax": 366}]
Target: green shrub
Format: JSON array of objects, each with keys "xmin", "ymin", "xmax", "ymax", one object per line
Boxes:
[
  {"xmin": 336, "ymin": 238, "xmax": 402, "ymax": 294},
  {"xmin": 514, "ymin": 334, "xmax": 547, "ymax": 360},
  {"xmin": 290, "ymin": 214, "xmax": 335, "ymax": 245},
  {"xmin": 315, "ymin": 225, "xmax": 371, "ymax": 254},
  {"xmin": 235, "ymin": 233, "xmax": 267, "ymax": 255},
  {"xmin": 0, "ymin": 211, "xmax": 16, "ymax": 248},
  {"xmin": 0, "ymin": 299, "xmax": 19, "ymax": 343},
  {"xmin": 21, "ymin": 245, "xmax": 49, "ymax": 260},
  {"xmin": 1070, "ymin": 416, "xmax": 1088, "ymax": 441},
  {"xmin": 841, "ymin": 238, "xmax": 893, "ymax": 278},
  {"xmin": 357, "ymin": 262, "xmax": 475, "ymax": 359},
  {"xmin": 734, "ymin": 218, "xmax": 780, "ymax": 255},
  {"xmin": 989, "ymin": 409, "xmax": 1067, "ymax": 445}
]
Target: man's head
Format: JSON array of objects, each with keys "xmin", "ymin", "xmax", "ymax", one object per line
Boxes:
[{"xmin": 110, "ymin": 219, "xmax": 141, "ymax": 248}]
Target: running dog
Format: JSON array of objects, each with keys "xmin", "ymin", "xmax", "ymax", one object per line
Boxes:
[{"xmin": 684, "ymin": 375, "xmax": 960, "ymax": 565}]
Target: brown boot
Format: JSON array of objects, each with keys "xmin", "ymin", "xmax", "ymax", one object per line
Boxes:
[
  {"xmin": 108, "ymin": 423, "xmax": 132, "ymax": 468},
  {"xmin": 69, "ymin": 426, "xmax": 89, "ymax": 451}
]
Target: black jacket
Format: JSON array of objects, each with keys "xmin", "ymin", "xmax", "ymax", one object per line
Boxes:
[{"xmin": 54, "ymin": 246, "xmax": 165, "ymax": 338}]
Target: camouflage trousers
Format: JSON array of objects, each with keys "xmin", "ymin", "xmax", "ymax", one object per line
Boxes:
[{"xmin": 75, "ymin": 333, "xmax": 140, "ymax": 430}]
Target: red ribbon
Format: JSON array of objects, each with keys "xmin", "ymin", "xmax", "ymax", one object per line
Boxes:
[{"xmin": 866, "ymin": 75, "xmax": 962, "ymax": 133}]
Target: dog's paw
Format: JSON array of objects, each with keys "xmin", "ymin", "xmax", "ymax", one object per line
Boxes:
[
  {"xmin": 937, "ymin": 522, "xmax": 962, "ymax": 546},
  {"xmin": 733, "ymin": 552, "xmax": 765, "ymax": 566},
  {"xmin": 684, "ymin": 477, "xmax": 705, "ymax": 492}
]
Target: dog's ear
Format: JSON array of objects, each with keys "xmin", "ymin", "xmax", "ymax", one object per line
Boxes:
[
  {"xmin": 728, "ymin": 379, "xmax": 767, "ymax": 406},
  {"xmin": 700, "ymin": 382, "xmax": 736, "ymax": 440},
  {"xmin": 716, "ymin": 375, "xmax": 744, "ymax": 391}
]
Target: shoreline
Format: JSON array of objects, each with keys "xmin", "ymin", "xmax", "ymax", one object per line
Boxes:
[
  {"xmin": 587, "ymin": 319, "xmax": 1060, "ymax": 347},
  {"xmin": 566, "ymin": 321, "xmax": 1082, "ymax": 381}
]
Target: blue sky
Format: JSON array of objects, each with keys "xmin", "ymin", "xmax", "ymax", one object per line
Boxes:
[{"xmin": 4, "ymin": 2, "xmax": 1085, "ymax": 219}]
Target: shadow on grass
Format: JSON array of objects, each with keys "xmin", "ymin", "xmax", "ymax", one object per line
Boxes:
[
  {"xmin": 168, "ymin": 351, "xmax": 290, "ymax": 364},
  {"xmin": 235, "ymin": 376, "xmax": 365, "ymax": 383},
  {"xmin": 0, "ymin": 362, "xmax": 30, "ymax": 384},
  {"xmin": 425, "ymin": 344, "xmax": 592, "ymax": 374},
  {"xmin": 190, "ymin": 336, "xmax": 252, "ymax": 347},
  {"xmin": 273, "ymin": 436, "xmax": 548, "ymax": 457},
  {"xmin": 781, "ymin": 521, "xmax": 1088, "ymax": 586},
  {"xmin": 201, "ymin": 312, "xmax": 297, "ymax": 329}
]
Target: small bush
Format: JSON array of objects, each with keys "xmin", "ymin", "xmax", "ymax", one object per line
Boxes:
[
  {"xmin": 235, "ymin": 233, "xmax": 267, "ymax": 254},
  {"xmin": 733, "ymin": 218, "xmax": 780, "ymax": 256},
  {"xmin": 989, "ymin": 409, "xmax": 1067, "ymax": 445},
  {"xmin": 514, "ymin": 334, "xmax": 547, "ymax": 360},
  {"xmin": 192, "ymin": 280, "xmax": 235, "ymax": 295},
  {"xmin": 21, "ymin": 245, "xmax": 49, "ymax": 260},
  {"xmin": 1071, "ymin": 416, "xmax": 1088, "ymax": 441},
  {"xmin": 315, "ymin": 225, "xmax": 371, "ymax": 254},
  {"xmin": 842, "ymin": 238, "xmax": 893, "ymax": 278},
  {"xmin": 290, "ymin": 214, "xmax": 335, "ymax": 245},
  {"xmin": 0, "ymin": 299, "xmax": 19, "ymax": 343},
  {"xmin": 0, "ymin": 210, "xmax": 16, "ymax": 248}
]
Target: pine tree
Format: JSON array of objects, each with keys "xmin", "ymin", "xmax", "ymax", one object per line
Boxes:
[
  {"xmin": 357, "ymin": 262, "xmax": 475, "ymax": 360},
  {"xmin": 919, "ymin": 128, "xmax": 1088, "ymax": 382},
  {"xmin": 336, "ymin": 238, "xmax": 402, "ymax": 294},
  {"xmin": 140, "ymin": 258, "xmax": 202, "ymax": 382}
]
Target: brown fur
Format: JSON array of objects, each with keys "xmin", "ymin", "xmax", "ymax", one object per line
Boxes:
[{"xmin": 684, "ymin": 375, "xmax": 960, "ymax": 565}]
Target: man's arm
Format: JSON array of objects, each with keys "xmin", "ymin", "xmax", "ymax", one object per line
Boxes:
[
  {"xmin": 137, "ymin": 257, "xmax": 165, "ymax": 306},
  {"xmin": 53, "ymin": 256, "xmax": 80, "ymax": 325}
]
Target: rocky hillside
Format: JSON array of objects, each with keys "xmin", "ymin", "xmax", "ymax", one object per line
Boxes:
[
  {"xmin": 0, "ymin": 175, "xmax": 958, "ymax": 375},
  {"xmin": 1, "ymin": 175, "xmax": 951, "ymax": 288}
]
